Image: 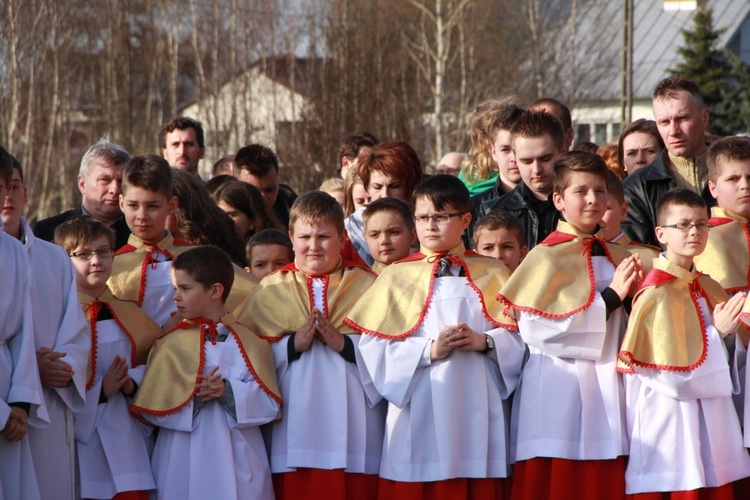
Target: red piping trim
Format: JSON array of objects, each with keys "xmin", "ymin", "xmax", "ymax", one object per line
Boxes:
[
  {"xmin": 86, "ymin": 302, "xmax": 100, "ymax": 390},
  {"xmin": 108, "ymin": 304, "xmax": 139, "ymax": 368},
  {"xmin": 227, "ymin": 326, "xmax": 283, "ymax": 404}
]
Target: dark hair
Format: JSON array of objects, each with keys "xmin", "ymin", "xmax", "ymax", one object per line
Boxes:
[
  {"xmin": 289, "ymin": 190, "xmax": 345, "ymax": 234},
  {"xmin": 473, "ymin": 211, "xmax": 526, "ymax": 248},
  {"xmin": 617, "ymin": 119, "xmax": 665, "ymax": 172},
  {"xmin": 0, "ymin": 146, "xmax": 21, "ymax": 185},
  {"xmin": 170, "ymin": 169, "xmax": 247, "ymax": 267},
  {"xmin": 656, "ymin": 188, "xmax": 707, "ymax": 226},
  {"xmin": 211, "ymin": 155, "xmax": 234, "ymax": 177},
  {"xmin": 653, "ymin": 75, "xmax": 705, "ymax": 107},
  {"xmin": 162, "ymin": 117, "xmax": 205, "ymax": 149},
  {"xmin": 529, "ymin": 97, "xmax": 572, "ymax": 131},
  {"xmin": 338, "ymin": 132, "xmax": 380, "ymax": 162},
  {"xmin": 54, "ymin": 215, "xmax": 116, "ymax": 254},
  {"xmin": 552, "ymin": 151, "xmax": 610, "ymax": 195},
  {"xmin": 122, "ymin": 154, "xmax": 174, "ymax": 197},
  {"xmin": 607, "ymin": 170, "xmax": 625, "ymax": 205},
  {"xmin": 234, "ymin": 144, "xmax": 279, "ymax": 178},
  {"xmin": 212, "ymin": 180, "xmax": 282, "ymax": 238},
  {"xmin": 358, "ymin": 141, "xmax": 423, "ymax": 202},
  {"xmin": 205, "ymin": 174, "xmax": 236, "ymax": 196},
  {"xmin": 707, "ymin": 136, "xmax": 750, "ymax": 184},
  {"xmin": 173, "ymin": 246, "xmax": 234, "ymax": 303},
  {"xmin": 363, "ymin": 197, "xmax": 415, "ymax": 231},
  {"xmin": 412, "ymin": 174, "xmax": 470, "ymax": 213},
  {"xmin": 245, "ymin": 228, "xmax": 294, "ymax": 264},
  {"xmin": 510, "ymin": 110, "xmax": 565, "ymax": 150},
  {"xmin": 571, "ymin": 141, "xmax": 599, "ymax": 154}
]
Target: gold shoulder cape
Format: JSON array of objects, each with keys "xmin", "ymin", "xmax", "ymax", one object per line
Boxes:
[
  {"xmin": 498, "ymin": 221, "xmax": 631, "ymax": 318},
  {"xmin": 79, "ymin": 287, "xmax": 162, "ymax": 389},
  {"xmin": 617, "ymin": 258, "xmax": 727, "ymax": 373},
  {"xmin": 108, "ymin": 232, "xmax": 257, "ymax": 313},
  {"xmin": 613, "ymin": 234, "xmax": 661, "ymax": 273},
  {"xmin": 130, "ymin": 313, "xmax": 281, "ymax": 416},
  {"xmin": 236, "ymin": 259, "xmax": 376, "ymax": 339},
  {"xmin": 344, "ymin": 243, "xmax": 516, "ymax": 339},
  {"xmin": 694, "ymin": 207, "xmax": 750, "ymax": 293}
]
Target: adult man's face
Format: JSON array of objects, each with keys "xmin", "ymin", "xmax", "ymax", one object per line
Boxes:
[
  {"xmin": 78, "ymin": 163, "xmax": 123, "ymax": 224},
  {"xmin": 653, "ymin": 90, "xmax": 709, "ymax": 159},
  {"xmin": 238, "ymin": 168, "xmax": 280, "ymax": 206},
  {"xmin": 163, "ymin": 128, "xmax": 205, "ymax": 173}
]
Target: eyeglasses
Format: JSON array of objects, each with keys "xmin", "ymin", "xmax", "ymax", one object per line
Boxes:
[
  {"xmin": 660, "ymin": 222, "xmax": 713, "ymax": 232},
  {"xmin": 69, "ymin": 248, "xmax": 115, "ymax": 261},
  {"xmin": 414, "ymin": 213, "xmax": 466, "ymax": 225}
]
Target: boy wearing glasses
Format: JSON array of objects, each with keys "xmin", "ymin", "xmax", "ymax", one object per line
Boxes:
[
  {"xmin": 56, "ymin": 216, "xmax": 161, "ymax": 499},
  {"xmin": 347, "ymin": 175, "xmax": 525, "ymax": 499},
  {"xmin": 618, "ymin": 188, "xmax": 750, "ymax": 496},
  {"xmin": 1, "ymin": 150, "xmax": 89, "ymax": 500}
]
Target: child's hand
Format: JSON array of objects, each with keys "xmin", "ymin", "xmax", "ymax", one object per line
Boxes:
[
  {"xmin": 293, "ymin": 312, "xmax": 317, "ymax": 353},
  {"xmin": 628, "ymin": 254, "xmax": 646, "ymax": 297},
  {"xmin": 713, "ymin": 292, "xmax": 747, "ymax": 336},
  {"xmin": 37, "ymin": 347, "xmax": 74, "ymax": 388},
  {"xmin": 313, "ymin": 309, "xmax": 346, "ymax": 352},
  {"xmin": 431, "ymin": 327, "xmax": 455, "ymax": 361},
  {"xmin": 445, "ymin": 323, "xmax": 486, "ymax": 352},
  {"xmin": 2, "ymin": 406, "xmax": 28, "ymax": 442},
  {"xmin": 610, "ymin": 255, "xmax": 640, "ymax": 301},
  {"xmin": 196, "ymin": 366, "xmax": 225, "ymax": 402},
  {"xmin": 102, "ymin": 355, "xmax": 130, "ymax": 398}
]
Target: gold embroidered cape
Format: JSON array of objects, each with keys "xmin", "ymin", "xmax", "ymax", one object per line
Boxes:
[
  {"xmin": 108, "ymin": 232, "xmax": 257, "ymax": 314},
  {"xmin": 498, "ymin": 221, "xmax": 631, "ymax": 318},
  {"xmin": 344, "ymin": 243, "xmax": 516, "ymax": 339},
  {"xmin": 694, "ymin": 207, "xmax": 750, "ymax": 294},
  {"xmin": 617, "ymin": 258, "xmax": 727, "ymax": 373},
  {"xmin": 79, "ymin": 287, "xmax": 163, "ymax": 389},
  {"xmin": 130, "ymin": 313, "xmax": 281, "ymax": 416},
  {"xmin": 613, "ymin": 234, "xmax": 661, "ymax": 273},
  {"xmin": 236, "ymin": 259, "xmax": 376, "ymax": 339}
]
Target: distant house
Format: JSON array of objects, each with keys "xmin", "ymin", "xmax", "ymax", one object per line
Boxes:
[
  {"xmin": 179, "ymin": 55, "xmax": 312, "ymax": 177},
  {"xmin": 571, "ymin": 0, "xmax": 750, "ymax": 146}
]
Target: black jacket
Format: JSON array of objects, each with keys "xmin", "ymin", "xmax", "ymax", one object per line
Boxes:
[
  {"xmin": 464, "ymin": 181, "xmax": 508, "ymax": 248},
  {"xmin": 32, "ymin": 205, "xmax": 132, "ymax": 250},
  {"xmin": 622, "ymin": 149, "xmax": 714, "ymax": 247},
  {"xmin": 477, "ymin": 182, "xmax": 561, "ymax": 250},
  {"xmin": 273, "ymin": 183, "xmax": 298, "ymax": 229}
]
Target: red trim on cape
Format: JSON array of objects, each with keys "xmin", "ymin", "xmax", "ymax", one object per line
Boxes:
[
  {"xmin": 226, "ymin": 326, "xmax": 283, "ymax": 404},
  {"xmin": 540, "ymin": 230, "xmax": 577, "ymax": 246},
  {"xmin": 708, "ymin": 216, "xmax": 733, "ymax": 227},
  {"xmin": 115, "ymin": 244, "xmax": 137, "ymax": 255},
  {"xmin": 108, "ymin": 304, "xmax": 139, "ymax": 368},
  {"xmin": 85, "ymin": 301, "xmax": 101, "ymax": 390}
]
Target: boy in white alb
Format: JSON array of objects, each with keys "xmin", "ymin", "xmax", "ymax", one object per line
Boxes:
[
  {"xmin": 346, "ymin": 175, "xmax": 526, "ymax": 500},
  {"xmin": 56, "ymin": 216, "xmax": 161, "ymax": 499},
  {"xmin": 131, "ymin": 246, "xmax": 281, "ymax": 500},
  {"xmin": 2, "ymin": 152, "xmax": 90, "ymax": 500},
  {"xmin": 237, "ymin": 191, "xmax": 382, "ymax": 500},
  {"xmin": 619, "ymin": 188, "xmax": 750, "ymax": 496}
]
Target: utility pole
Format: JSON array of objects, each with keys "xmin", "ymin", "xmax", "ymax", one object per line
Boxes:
[{"xmin": 621, "ymin": 0, "xmax": 633, "ymax": 125}]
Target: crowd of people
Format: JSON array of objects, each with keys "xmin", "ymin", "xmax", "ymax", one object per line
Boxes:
[{"xmin": 2, "ymin": 73, "xmax": 750, "ymax": 500}]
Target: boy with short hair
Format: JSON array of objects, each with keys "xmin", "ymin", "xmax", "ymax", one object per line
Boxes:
[
  {"xmin": 363, "ymin": 197, "xmax": 417, "ymax": 274},
  {"xmin": 618, "ymin": 188, "xmax": 750, "ymax": 496},
  {"xmin": 498, "ymin": 151, "xmax": 642, "ymax": 499},
  {"xmin": 131, "ymin": 245, "xmax": 281, "ymax": 500},
  {"xmin": 600, "ymin": 171, "xmax": 661, "ymax": 272},
  {"xmin": 480, "ymin": 110, "xmax": 567, "ymax": 249},
  {"xmin": 245, "ymin": 228, "xmax": 294, "ymax": 281},
  {"xmin": 55, "ymin": 216, "xmax": 160, "ymax": 499},
  {"xmin": 109, "ymin": 154, "xmax": 254, "ymax": 326},
  {"xmin": 238, "ymin": 191, "xmax": 382, "ymax": 500},
  {"xmin": 1, "ymin": 151, "xmax": 90, "ymax": 500},
  {"xmin": 472, "ymin": 211, "xmax": 527, "ymax": 272},
  {"xmin": 347, "ymin": 175, "xmax": 525, "ymax": 499}
]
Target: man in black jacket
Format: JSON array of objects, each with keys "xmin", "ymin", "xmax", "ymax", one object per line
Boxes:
[
  {"xmin": 622, "ymin": 75, "xmax": 713, "ymax": 247},
  {"xmin": 32, "ymin": 139, "xmax": 132, "ymax": 249}
]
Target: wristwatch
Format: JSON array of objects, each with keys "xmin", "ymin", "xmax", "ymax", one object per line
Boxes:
[{"xmin": 480, "ymin": 334, "xmax": 495, "ymax": 355}]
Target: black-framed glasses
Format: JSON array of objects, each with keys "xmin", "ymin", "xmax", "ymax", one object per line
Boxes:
[
  {"xmin": 660, "ymin": 222, "xmax": 712, "ymax": 233},
  {"xmin": 69, "ymin": 248, "xmax": 115, "ymax": 261},
  {"xmin": 414, "ymin": 213, "xmax": 466, "ymax": 225}
]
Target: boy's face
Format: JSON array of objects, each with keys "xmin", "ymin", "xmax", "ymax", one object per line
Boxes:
[
  {"xmin": 552, "ymin": 172, "xmax": 607, "ymax": 234},
  {"xmin": 513, "ymin": 135, "xmax": 563, "ymax": 200},
  {"xmin": 1, "ymin": 167, "xmax": 27, "ymax": 230},
  {"xmin": 655, "ymin": 204, "xmax": 710, "ymax": 269},
  {"xmin": 491, "ymin": 129, "xmax": 520, "ymax": 185},
  {"xmin": 474, "ymin": 228, "xmax": 527, "ymax": 272},
  {"xmin": 290, "ymin": 219, "xmax": 344, "ymax": 276},
  {"xmin": 249, "ymin": 244, "xmax": 292, "ymax": 281},
  {"xmin": 599, "ymin": 194, "xmax": 628, "ymax": 241},
  {"xmin": 120, "ymin": 186, "xmax": 178, "ymax": 243},
  {"xmin": 708, "ymin": 160, "xmax": 750, "ymax": 219},
  {"xmin": 171, "ymin": 268, "xmax": 221, "ymax": 320},
  {"xmin": 70, "ymin": 235, "xmax": 114, "ymax": 296},
  {"xmin": 414, "ymin": 197, "xmax": 470, "ymax": 253},
  {"xmin": 365, "ymin": 211, "xmax": 416, "ymax": 266}
]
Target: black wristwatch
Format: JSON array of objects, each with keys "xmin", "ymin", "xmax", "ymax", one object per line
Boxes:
[{"xmin": 480, "ymin": 334, "xmax": 495, "ymax": 355}]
